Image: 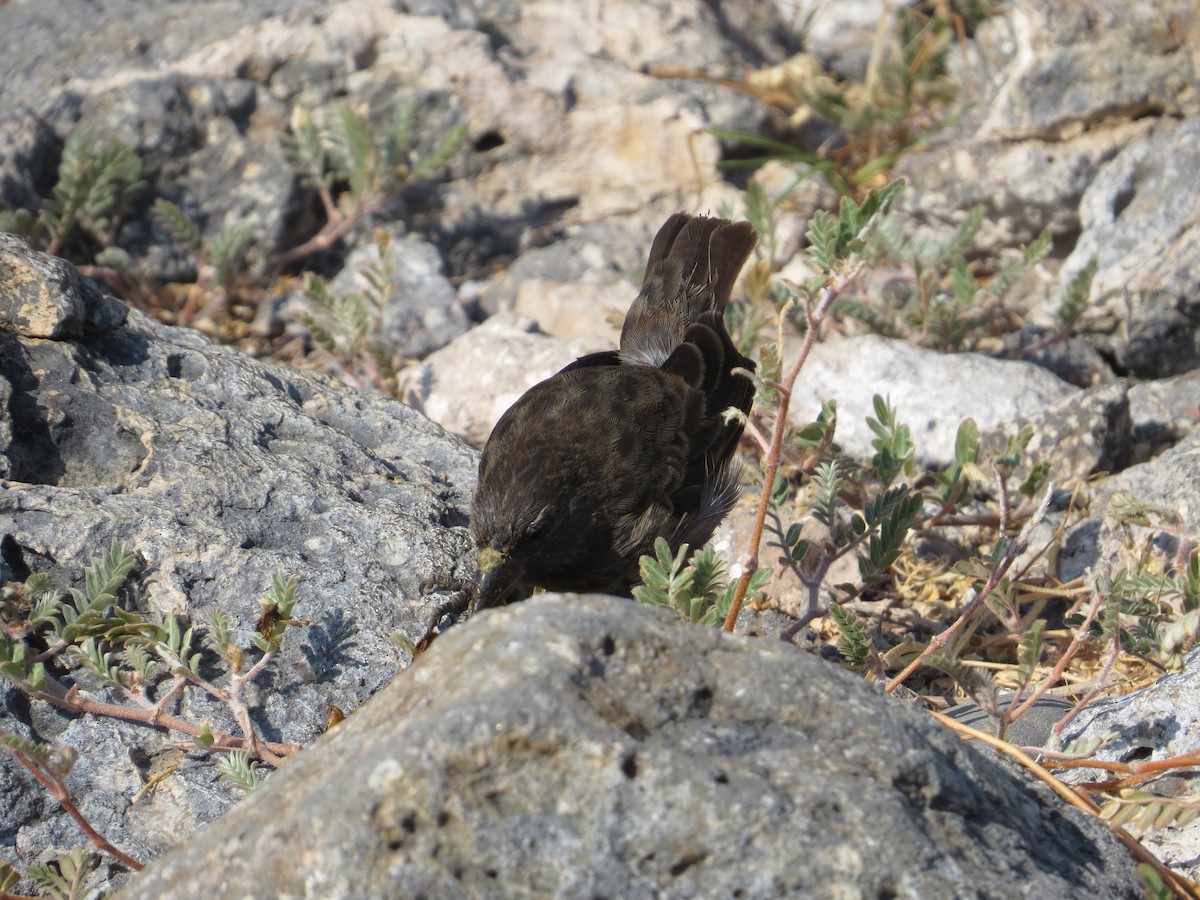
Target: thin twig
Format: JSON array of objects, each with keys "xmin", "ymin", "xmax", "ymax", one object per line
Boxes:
[
  {"xmin": 932, "ymin": 712, "xmax": 1200, "ymax": 900},
  {"xmin": 31, "ymin": 676, "xmax": 297, "ymax": 762},
  {"xmin": 884, "ymin": 482, "xmax": 1055, "ymax": 693},
  {"xmin": 723, "ymin": 264, "xmax": 869, "ymax": 632},
  {"xmin": 1052, "ymin": 625, "xmax": 1122, "ymax": 736},
  {"xmin": 224, "ymin": 650, "xmax": 285, "ymax": 766},
  {"xmin": 11, "ymin": 750, "xmax": 143, "ymax": 872},
  {"xmin": 269, "ymin": 192, "xmax": 390, "ymax": 273},
  {"xmin": 1004, "ymin": 590, "xmax": 1104, "ymax": 724}
]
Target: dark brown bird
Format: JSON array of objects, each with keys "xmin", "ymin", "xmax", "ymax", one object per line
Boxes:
[{"xmin": 471, "ymin": 213, "xmax": 758, "ymax": 607}]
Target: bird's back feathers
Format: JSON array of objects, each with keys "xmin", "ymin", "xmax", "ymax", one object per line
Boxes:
[{"xmin": 471, "ymin": 213, "xmax": 759, "ymax": 606}]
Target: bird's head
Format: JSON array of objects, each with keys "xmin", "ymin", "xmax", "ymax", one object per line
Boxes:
[{"xmin": 471, "ymin": 498, "xmax": 557, "ymax": 609}]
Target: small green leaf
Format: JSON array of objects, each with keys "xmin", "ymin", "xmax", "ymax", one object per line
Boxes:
[
  {"xmin": 217, "ymin": 749, "xmax": 262, "ymax": 792},
  {"xmin": 1017, "ymin": 619, "xmax": 1046, "ymax": 683},
  {"xmin": 1059, "ymin": 255, "xmax": 1098, "ymax": 329},
  {"xmin": 954, "ymin": 418, "xmax": 979, "ymax": 467},
  {"xmin": 828, "ymin": 603, "xmax": 872, "ymax": 669},
  {"xmin": 770, "ymin": 471, "xmax": 789, "ymax": 507},
  {"xmin": 0, "ymin": 861, "xmax": 21, "ymax": 892},
  {"xmin": 153, "ymin": 198, "xmax": 205, "ymax": 250}
]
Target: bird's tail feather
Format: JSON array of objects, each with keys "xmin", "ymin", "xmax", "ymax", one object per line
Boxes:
[{"xmin": 619, "ymin": 214, "xmax": 757, "ymax": 368}]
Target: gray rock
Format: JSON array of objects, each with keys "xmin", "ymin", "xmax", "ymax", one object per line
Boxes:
[
  {"xmin": 1011, "ymin": 374, "xmax": 1199, "ymax": 583},
  {"xmin": 1057, "ymin": 428, "xmax": 1200, "ymax": 584},
  {"xmin": 1050, "ymin": 118, "xmax": 1200, "ymax": 378},
  {"xmin": 896, "ymin": 0, "xmax": 1196, "ymax": 259},
  {"xmin": 1002, "ymin": 327, "xmax": 1118, "ymax": 388},
  {"xmin": 121, "ymin": 596, "xmax": 1141, "ymax": 899},
  {"xmin": 398, "ymin": 312, "xmax": 614, "ymax": 446},
  {"xmin": 0, "ymin": 5, "xmax": 466, "ymax": 280},
  {"xmin": 781, "ymin": 0, "xmax": 886, "ymax": 79},
  {"xmin": 324, "ymin": 232, "xmax": 470, "ymax": 360},
  {"xmin": 787, "ymin": 334, "xmax": 1076, "ymax": 467},
  {"xmin": 1128, "ymin": 371, "xmax": 1200, "ymax": 464},
  {"xmin": 943, "ymin": 695, "xmax": 1077, "ymax": 749},
  {"xmin": 1057, "ymin": 647, "xmax": 1200, "ymax": 883},
  {"xmin": 1, "ymin": 0, "xmax": 1196, "ymax": 891},
  {"xmin": 0, "ymin": 232, "xmax": 86, "ymax": 338},
  {"xmin": 0, "ymin": 372, "xmax": 11, "ymax": 480},
  {"xmin": 0, "ymin": 234, "xmax": 128, "ymax": 339},
  {"xmin": 0, "ymin": 2, "xmax": 329, "ymax": 111},
  {"xmin": 970, "ymin": 0, "xmax": 1199, "ymax": 143},
  {"xmin": 894, "ymin": 123, "xmax": 1152, "ymax": 254},
  {"xmin": 478, "ymin": 211, "xmax": 755, "ymax": 340},
  {"xmin": 480, "ymin": 230, "xmax": 631, "ymax": 320},
  {"xmin": 1060, "ymin": 647, "xmax": 1200, "ymax": 768},
  {"xmin": 0, "ymin": 234, "xmax": 477, "ymax": 881},
  {"xmin": 988, "ymin": 380, "xmax": 1131, "ymax": 487},
  {"xmin": 0, "ymin": 0, "xmax": 793, "ymax": 283}
]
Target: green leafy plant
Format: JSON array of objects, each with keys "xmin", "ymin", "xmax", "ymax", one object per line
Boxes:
[
  {"xmin": 0, "ymin": 132, "xmax": 144, "ymax": 258},
  {"xmin": 714, "ymin": 182, "xmax": 918, "ymax": 631},
  {"xmin": 828, "ymin": 603, "xmax": 874, "ymax": 671},
  {"xmin": 634, "ymin": 538, "xmax": 770, "ymax": 626},
  {"xmin": 0, "ymin": 101, "xmax": 467, "ymax": 351},
  {"xmin": 1081, "ymin": 546, "xmax": 1200, "ymax": 671},
  {"xmin": 0, "ymin": 723, "xmax": 139, "ymax": 875},
  {"xmin": 707, "ymin": 3, "xmax": 986, "ymax": 194},
  {"xmin": 838, "ymin": 206, "xmax": 1055, "ymax": 352},
  {"xmin": 153, "ymin": 199, "xmax": 255, "ymax": 324},
  {"xmin": 1012, "ymin": 254, "xmax": 1099, "ymax": 359},
  {"xmin": 0, "ymin": 544, "xmax": 304, "ymax": 771},
  {"xmin": 296, "ymin": 229, "xmax": 403, "ymax": 395},
  {"xmin": 216, "ymin": 750, "xmax": 263, "ymax": 793},
  {"xmin": 274, "ymin": 100, "xmax": 468, "ymax": 271},
  {"xmin": 0, "ymin": 546, "xmax": 310, "ymax": 882},
  {"xmin": 26, "ymin": 847, "xmax": 101, "ymax": 900}
]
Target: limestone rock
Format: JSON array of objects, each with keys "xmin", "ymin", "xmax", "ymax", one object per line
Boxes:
[
  {"xmin": 121, "ymin": 597, "xmax": 1141, "ymax": 899},
  {"xmin": 1049, "ymin": 119, "xmax": 1200, "ymax": 377},
  {"xmin": 0, "ymin": 233, "xmax": 477, "ymax": 880},
  {"xmin": 786, "ymin": 334, "xmax": 1075, "ymax": 468}
]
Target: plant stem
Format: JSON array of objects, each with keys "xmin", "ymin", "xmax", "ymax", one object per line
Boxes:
[
  {"xmin": 1004, "ymin": 591, "xmax": 1104, "ymax": 725},
  {"xmin": 722, "ymin": 263, "xmax": 867, "ymax": 632},
  {"xmin": 884, "ymin": 482, "xmax": 1054, "ymax": 692},
  {"xmin": 12, "ymin": 749, "xmax": 143, "ymax": 871},
  {"xmin": 32, "ymin": 675, "xmax": 297, "ymax": 763}
]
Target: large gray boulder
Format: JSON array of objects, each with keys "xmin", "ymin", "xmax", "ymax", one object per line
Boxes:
[
  {"xmin": 121, "ymin": 595, "xmax": 1141, "ymax": 899},
  {"xmin": 0, "ymin": 233, "xmax": 477, "ymax": 880}
]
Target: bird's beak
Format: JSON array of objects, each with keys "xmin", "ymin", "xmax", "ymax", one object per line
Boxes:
[{"xmin": 475, "ymin": 545, "xmax": 524, "ymax": 610}]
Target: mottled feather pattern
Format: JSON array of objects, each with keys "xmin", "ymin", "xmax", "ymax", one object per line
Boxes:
[{"xmin": 471, "ymin": 213, "xmax": 758, "ymax": 605}]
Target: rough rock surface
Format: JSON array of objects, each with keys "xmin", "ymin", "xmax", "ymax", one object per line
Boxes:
[
  {"xmin": 1057, "ymin": 428, "xmax": 1200, "ymax": 585},
  {"xmin": 895, "ymin": 0, "xmax": 1200, "ymax": 378},
  {"xmin": 2, "ymin": 0, "xmax": 1200, "ymax": 888},
  {"xmin": 786, "ymin": 334, "xmax": 1076, "ymax": 467},
  {"xmin": 322, "ymin": 231, "xmax": 471, "ymax": 360},
  {"xmin": 121, "ymin": 596, "xmax": 1142, "ymax": 899},
  {"xmin": 1058, "ymin": 647, "xmax": 1200, "ymax": 877},
  {"xmin": 1049, "ymin": 119, "xmax": 1200, "ymax": 377},
  {"xmin": 0, "ymin": 234, "xmax": 476, "ymax": 878},
  {"xmin": 0, "ymin": 0, "xmax": 794, "ymax": 283},
  {"xmin": 986, "ymin": 381, "xmax": 1132, "ymax": 487}
]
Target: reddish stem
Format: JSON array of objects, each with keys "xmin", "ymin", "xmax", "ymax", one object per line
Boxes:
[
  {"xmin": 12, "ymin": 750, "xmax": 143, "ymax": 871},
  {"xmin": 884, "ymin": 482, "xmax": 1054, "ymax": 693},
  {"xmin": 723, "ymin": 264, "xmax": 867, "ymax": 632}
]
